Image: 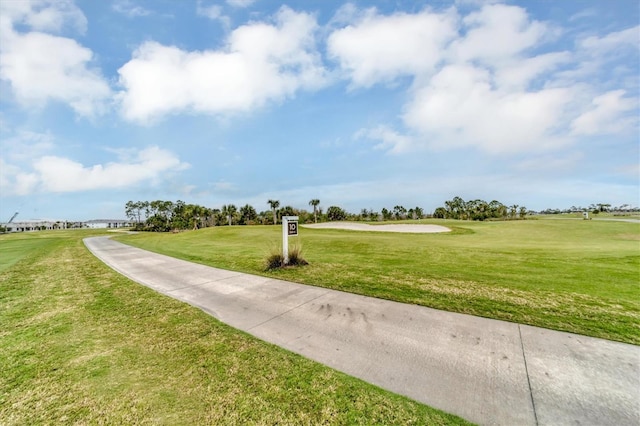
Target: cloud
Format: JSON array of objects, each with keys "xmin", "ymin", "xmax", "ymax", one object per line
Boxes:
[
  {"xmin": 615, "ymin": 163, "xmax": 640, "ymax": 179},
  {"xmin": 332, "ymin": 3, "xmax": 638, "ymax": 156},
  {"xmin": 0, "ymin": 158, "xmax": 40, "ymax": 196},
  {"xmin": 226, "ymin": 0, "xmax": 254, "ymax": 8},
  {"xmin": 494, "ymin": 51, "xmax": 571, "ymax": 90},
  {"xmin": 0, "ymin": 146, "xmax": 189, "ymax": 196},
  {"xmin": 0, "ymin": 0, "xmax": 87, "ymax": 35},
  {"xmin": 196, "ymin": 1, "xmax": 230, "ymax": 28},
  {"xmin": 3, "ymin": 130, "xmax": 55, "ymax": 161},
  {"xmin": 197, "ymin": 2, "xmax": 223, "ymax": 19},
  {"xmin": 579, "ymin": 26, "xmax": 640, "ymax": 54},
  {"xmin": 118, "ymin": 6, "xmax": 327, "ymax": 123},
  {"xmin": 0, "ymin": 31, "xmax": 112, "ymax": 116},
  {"xmin": 569, "ymin": 8, "xmax": 597, "ymax": 22},
  {"xmin": 403, "ymin": 64, "xmax": 573, "ymax": 154},
  {"xmin": 327, "ymin": 7, "xmax": 457, "ymax": 88},
  {"xmin": 212, "ymin": 181, "xmax": 236, "ymax": 191},
  {"xmin": 513, "ymin": 152, "xmax": 583, "ymax": 174},
  {"xmin": 571, "ymin": 90, "xmax": 638, "ymax": 136},
  {"xmin": 448, "ymin": 3, "xmax": 551, "ymax": 64},
  {"xmin": 355, "ymin": 125, "xmax": 414, "ymax": 154},
  {"xmin": 112, "ymin": 0, "xmax": 151, "ymax": 18},
  {"xmin": 0, "ymin": 0, "xmax": 111, "ymax": 117}
]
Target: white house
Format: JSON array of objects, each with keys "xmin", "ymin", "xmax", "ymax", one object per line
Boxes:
[{"xmin": 84, "ymin": 219, "xmax": 131, "ymax": 229}]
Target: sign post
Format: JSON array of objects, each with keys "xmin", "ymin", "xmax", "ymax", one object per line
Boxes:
[{"xmin": 282, "ymin": 215, "xmax": 298, "ymax": 264}]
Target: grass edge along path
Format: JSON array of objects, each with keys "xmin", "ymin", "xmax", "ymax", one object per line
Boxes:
[
  {"xmin": 116, "ymin": 219, "xmax": 640, "ymax": 345},
  {"xmin": 0, "ymin": 231, "xmax": 470, "ymax": 425}
]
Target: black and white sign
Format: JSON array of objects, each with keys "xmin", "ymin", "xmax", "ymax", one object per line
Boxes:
[{"xmin": 288, "ymin": 221, "xmax": 298, "ymax": 236}]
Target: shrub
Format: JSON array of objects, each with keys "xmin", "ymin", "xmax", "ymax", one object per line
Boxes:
[
  {"xmin": 264, "ymin": 244, "xmax": 308, "ymax": 270},
  {"xmin": 265, "ymin": 251, "xmax": 285, "ymax": 270},
  {"xmin": 287, "ymin": 244, "xmax": 309, "ymax": 266}
]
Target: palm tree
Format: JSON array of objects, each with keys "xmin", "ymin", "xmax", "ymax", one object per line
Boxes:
[
  {"xmin": 267, "ymin": 199, "xmax": 280, "ymax": 225},
  {"xmin": 222, "ymin": 204, "xmax": 237, "ymax": 226},
  {"xmin": 309, "ymin": 199, "xmax": 320, "ymax": 223},
  {"xmin": 239, "ymin": 204, "xmax": 257, "ymax": 225},
  {"xmin": 509, "ymin": 204, "xmax": 519, "ymax": 219},
  {"xmin": 519, "ymin": 206, "xmax": 528, "ymax": 219}
]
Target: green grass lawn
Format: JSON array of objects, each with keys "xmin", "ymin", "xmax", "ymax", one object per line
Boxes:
[
  {"xmin": 116, "ymin": 219, "xmax": 640, "ymax": 344},
  {"xmin": 0, "ymin": 230, "xmax": 468, "ymax": 425}
]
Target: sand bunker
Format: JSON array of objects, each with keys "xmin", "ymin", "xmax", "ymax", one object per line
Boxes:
[{"xmin": 302, "ymin": 222, "xmax": 450, "ymax": 233}]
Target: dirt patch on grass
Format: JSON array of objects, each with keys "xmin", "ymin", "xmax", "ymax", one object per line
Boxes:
[{"xmin": 303, "ymin": 222, "xmax": 451, "ymax": 233}]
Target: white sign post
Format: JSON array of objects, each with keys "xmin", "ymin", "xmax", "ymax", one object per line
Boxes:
[{"xmin": 282, "ymin": 215, "xmax": 298, "ymax": 264}]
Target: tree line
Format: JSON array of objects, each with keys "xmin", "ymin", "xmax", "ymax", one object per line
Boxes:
[
  {"xmin": 433, "ymin": 197, "xmax": 527, "ymax": 221},
  {"xmin": 125, "ymin": 199, "xmax": 334, "ymax": 232},
  {"xmin": 124, "ymin": 199, "xmax": 433, "ymax": 232},
  {"xmin": 124, "ymin": 197, "xmax": 636, "ymax": 232}
]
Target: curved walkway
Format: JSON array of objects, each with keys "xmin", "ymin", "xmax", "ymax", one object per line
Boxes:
[{"xmin": 84, "ymin": 237, "xmax": 639, "ymax": 426}]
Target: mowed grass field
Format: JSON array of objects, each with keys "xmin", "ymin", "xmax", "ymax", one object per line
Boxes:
[
  {"xmin": 0, "ymin": 230, "xmax": 468, "ymax": 425},
  {"xmin": 116, "ymin": 218, "xmax": 640, "ymax": 345}
]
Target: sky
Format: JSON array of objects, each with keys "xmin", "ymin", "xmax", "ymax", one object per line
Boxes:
[{"xmin": 0, "ymin": 0, "xmax": 638, "ymax": 221}]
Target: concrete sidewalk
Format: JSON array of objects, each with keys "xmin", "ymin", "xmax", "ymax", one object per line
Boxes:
[{"xmin": 84, "ymin": 236, "xmax": 639, "ymax": 426}]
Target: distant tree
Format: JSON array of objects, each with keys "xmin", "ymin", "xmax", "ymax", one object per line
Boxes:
[
  {"xmin": 414, "ymin": 207, "xmax": 424, "ymax": 219},
  {"xmin": 433, "ymin": 207, "xmax": 446, "ymax": 219},
  {"xmin": 381, "ymin": 207, "xmax": 393, "ymax": 220},
  {"xmin": 212, "ymin": 208, "xmax": 226, "ymax": 226},
  {"xmin": 125, "ymin": 200, "xmax": 148, "ymax": 225},
  {"xmin": 509, "ymin": 204, "xmax": 519, "ymax": 219},
  {"xmin": 183, "ymin": 204, "xmax": 204, "ymax": 230},
  {"xmin": 309, "ymin": 199, "xmax": 320, "ymax": 223},
  {"xmin": 519, "ymin": 206, "xmax": 528, "ymax": 219},
  {"xmin": 171, "ymin": 200, "xmax": 188, "ymax": 229},
  {"xmin": 239, "ymin": 204, "xmax": 257, "ymax": 225},
  {"xmin": 326, "ymin": 206, "xmax": 347, "ymax": 221},
  {"xmin": 279, "ymin": 205, "xmax": 296, "ymax": 218},
  {"xmin": 393, "ymin": 205, "xmax": 407, "ymax": 220},
  {"xmin": 489, "ymin": 200, "xmax": 507, "ymax": 219},
  {"xmin": 125, "ymin": 201, "xmax": 137, "ymax": 224},
  {"xmin": 222, "ymin": 204, "xmax": 237, "ymax": 226},
  {"xmin": 147, "ymin": 214, "xmax": 169, "ymax": 232},
  {"xmin": 445, "ymin": 196, "xmax": 467, "ymax": 220},
  {"xmin": 201, "ymin": 207, "xmax": 214, "ymax": 228},
  {"xmin": 257, "ymin": 210, "xmax": 272, "ymax": 225},
  {"xmin": 267, "ymin": 199, "xmax": 280, "ymax": 225},
  {"xmin": 468, "ymin": 199, "xmax": 489, "ymax": 221}
]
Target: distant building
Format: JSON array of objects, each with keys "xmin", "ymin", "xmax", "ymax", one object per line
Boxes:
[
  {"xmin": 84, "ymin": 219, "xmax": 131, "ymax": 229},
  {"xmin": 1, "ymin": 219, "xmax": 131, "ymax": 232},
  {"xmin": 1, "ymin": 220, "xmax": 65, "ymax": 232}
]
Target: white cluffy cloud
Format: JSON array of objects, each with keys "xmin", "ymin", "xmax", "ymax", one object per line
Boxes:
[
  {"xmin": 403, "ymin": 64, "xmax": 573, "ymax": 154},
  {"xmin": 0, "ymin": 0, "xmax": 87, "ymax": 34},
  {"xmin": 330, "ymin": 3, "xmax": 639, "ymax": 155},
  {"xmin": 1, "ymin": 146, "xmax": 189, "ymax": 196},
  {"xmin": 118, "ymin": 6, "xmax": 327, "ymax": 123},
  {"xmin": 0, "ymin": 0, "xmax": 111, "ymax": 117},
  {"xmin": 327, "ymin": 7, "xmax": 457, "ymax": 88}
]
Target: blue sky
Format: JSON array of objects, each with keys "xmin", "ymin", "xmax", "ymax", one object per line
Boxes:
[{"xmin": 1, "ymin": 0, "xmax": 638, "ymax": 221}]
